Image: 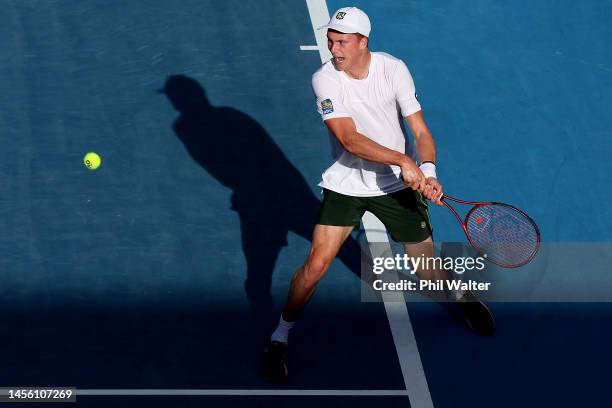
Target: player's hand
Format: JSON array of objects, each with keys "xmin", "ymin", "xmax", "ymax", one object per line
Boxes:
[
  {"xmin": 400, "ymin": 161, "xmax": 426, "ymax": 193},
  {"xmin": 424, "ymin": 177, "xmax": 443, "ymax": 205}
]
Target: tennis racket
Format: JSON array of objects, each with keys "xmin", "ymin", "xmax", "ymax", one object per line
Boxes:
[{"xmin": 440, "ymin": 195, "xmax": 540, "ymax": 268}]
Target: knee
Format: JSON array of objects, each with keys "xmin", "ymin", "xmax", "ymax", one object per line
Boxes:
[{"xmin": 299, "ymin": 255, "xmax": 333, "ymax": 286}]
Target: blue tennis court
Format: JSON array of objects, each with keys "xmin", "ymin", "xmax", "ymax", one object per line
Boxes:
[{"xmin": 1, "ymin": 0, "xmax": 611, "ymax": 407}]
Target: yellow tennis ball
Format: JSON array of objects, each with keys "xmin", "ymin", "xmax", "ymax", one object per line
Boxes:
[{"xmin": 84, "ymin": 152, "xmax": 101, "ymax": 170}]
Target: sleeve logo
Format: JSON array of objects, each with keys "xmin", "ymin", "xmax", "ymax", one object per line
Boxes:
[{"xmin": 321, "ymin": 99, "xmax": 334, "ymax": 114}]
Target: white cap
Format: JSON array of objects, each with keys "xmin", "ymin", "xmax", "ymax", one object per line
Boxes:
[{"xmin": 318, "ymin": 7, "xmax": 371, "ymax": 37}]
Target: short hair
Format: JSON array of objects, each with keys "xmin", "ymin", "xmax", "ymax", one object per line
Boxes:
[{"xmin": 328, "ymin": 29, "xmax": 369, "ymax": 47}]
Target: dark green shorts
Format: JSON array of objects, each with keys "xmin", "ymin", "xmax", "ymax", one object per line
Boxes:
[{"xmin": 316, "ymin": 188, "xmax": 432, "ymax": 243}]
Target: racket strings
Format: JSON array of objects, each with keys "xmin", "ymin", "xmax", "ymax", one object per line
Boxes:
[{"xmin": 466, "ymin": 204, "xmax": 539, "ymax": 266}]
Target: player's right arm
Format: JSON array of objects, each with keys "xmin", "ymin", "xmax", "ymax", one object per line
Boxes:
[{"xmin": 324, "ymin": 117, "xmax": 425, "ymax": 192}]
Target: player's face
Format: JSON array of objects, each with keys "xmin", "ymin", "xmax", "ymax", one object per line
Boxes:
[{"xmin": 327, "ymin": 31, "xmax": 366, "ymax": 70}]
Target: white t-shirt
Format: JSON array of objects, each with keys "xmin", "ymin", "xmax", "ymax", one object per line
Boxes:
[{"xmin": 312, "ymin": 52, "xmax": 421, "ymax": 197}]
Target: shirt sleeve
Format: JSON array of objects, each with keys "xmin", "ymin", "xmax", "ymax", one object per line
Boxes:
[
  {"xmin": 312, "ymin": 72, "xmax": 351, "ymax": 121},
  {"xmin": 394, "ymin": 60, "xmax": 422, "ymax": 117}
]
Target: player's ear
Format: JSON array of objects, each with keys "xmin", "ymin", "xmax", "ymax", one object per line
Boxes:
[{"xmin": 359, "ymin": 35, "xmax": 368, "ymax": 49}]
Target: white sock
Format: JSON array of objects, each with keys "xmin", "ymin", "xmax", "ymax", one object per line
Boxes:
[
  {"xmin": 453, "ymin": 289, "xmax": 467, "ymax": 301},
  {"xmin": 270, "ymin": 315, "xmax": 295, "ymax": 344}
]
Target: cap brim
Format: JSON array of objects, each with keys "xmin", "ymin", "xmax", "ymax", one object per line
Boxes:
[{"xmin": 317, "ymin": 23, "xmax": 358, "ymax": 34}]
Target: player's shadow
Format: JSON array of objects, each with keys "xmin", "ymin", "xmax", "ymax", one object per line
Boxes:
[{"xmin": 161, "ymin": 75, "xmax": 364, "ymax": 329}]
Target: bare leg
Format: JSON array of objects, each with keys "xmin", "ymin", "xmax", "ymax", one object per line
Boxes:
[
  {"xmin": 405, "ymin": 236, "xmax": 495, "ymax": 335},
  {"xmin": 282, "ymin": 224, "xmax": 354, "ymax": 322},
  {"xmin": 260, "ymin": 224, "xmax": 355, "ymax": 383},
  {"xmin": 404, "ymin": 235, "xmax": 453, "ymax": 282}
]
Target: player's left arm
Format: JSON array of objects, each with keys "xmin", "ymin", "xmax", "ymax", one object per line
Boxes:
[{"xmin": 405, "ymin": 111, "xmax": 443, "ymax": 205}]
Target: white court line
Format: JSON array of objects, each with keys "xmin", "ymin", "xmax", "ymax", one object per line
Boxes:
[
  {"xmin": 362, "ymin": 216, "xmax": 434, "ymax": 408},
  {"xmin": 300, "ymin": 45, "xmax": 320, "ymax": 50},
  {"xmin": 304, "ymin": 0, "xmax": 333, "ymax": 62},
  {"xmin": 76, "ymin": 389, "xmax": 408, "ymax": 396},
  {"xmin": 303, "ymin": 1, "xmax": 434, "ymax": 407}
]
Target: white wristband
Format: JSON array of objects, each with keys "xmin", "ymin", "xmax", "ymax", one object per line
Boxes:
[{"xmin": 419, "ymin": 162, "xmax": 437, "ymax": 179}]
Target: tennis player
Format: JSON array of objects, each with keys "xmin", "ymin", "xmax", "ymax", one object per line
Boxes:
[{"xmin": 261, "ymin": 7, "xmax": 494, "ymax": 383}]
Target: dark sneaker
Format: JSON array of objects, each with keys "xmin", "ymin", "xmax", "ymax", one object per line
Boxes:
[
  {"xmin": 456, "ymin": 292, "xmax": 495, "ymax": 336},
  {"xmin": 260, "ymin": 341, "xmax": 288, "ymax": 383}
]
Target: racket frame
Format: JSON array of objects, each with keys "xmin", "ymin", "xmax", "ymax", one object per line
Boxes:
[{"xmin": 441, "ymin": 195, "xmax": 541, "ymax": 268}]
